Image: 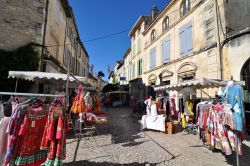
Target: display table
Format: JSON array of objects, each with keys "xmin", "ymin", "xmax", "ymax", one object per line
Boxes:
[{"xmin": 141, "ymin": 115, "xmax": 166, "ymax": 132}]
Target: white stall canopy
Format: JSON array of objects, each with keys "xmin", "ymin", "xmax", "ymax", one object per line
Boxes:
[
  {"xmin": 8, "ymin": 71, "xmax": 87, "ymax": 84},
  {"xmin": 154, "ymin": 78, "xmax": 245, "ymax": 91}
]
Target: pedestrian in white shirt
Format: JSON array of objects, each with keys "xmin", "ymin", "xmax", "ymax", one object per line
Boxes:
[{"xmin": 144, "ymin": 96, "xmax": 153, "ymax": 115}]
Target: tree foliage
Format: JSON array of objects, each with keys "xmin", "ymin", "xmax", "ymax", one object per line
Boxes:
[
  {"xmin": 0, "ymin": 43, "xmax": 40, "ymax": 92},
  {"xmin": 98, "ymin": 71, "xmax": 105, "ymax": 77}
]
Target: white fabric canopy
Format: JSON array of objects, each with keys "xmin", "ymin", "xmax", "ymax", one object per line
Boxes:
[
  {"xmin": 154, "ymin": 78, "xmax": 244, "ymax": 91},
  {"xmin": 8, "ymin": 71, "xmax": 87, "ymax": 84}
]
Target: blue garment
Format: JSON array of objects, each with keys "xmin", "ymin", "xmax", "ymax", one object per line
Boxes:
[{"xmin": 227, "ymin": 85, "xmax": 245, "ymax": 131}]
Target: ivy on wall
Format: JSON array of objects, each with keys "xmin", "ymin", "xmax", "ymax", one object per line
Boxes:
[{"xmin": 0, "ymin": 43, "xmax": 40, "ymax": 92}]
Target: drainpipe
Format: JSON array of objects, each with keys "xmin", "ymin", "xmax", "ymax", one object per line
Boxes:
[
  {"xmin": 63, "ymin": 18, "xmax": 69, "ymax": 73},
  {"xmin": 39, "ymin": 0, "xmax": 49, "ymax": 93},
  {"xmin": 40, "ymin": 0, "xmax": 49, "ymax": 72},
  {"xmin": 214, "ymin": 0, "xmax": 222, "ymax": 79}
]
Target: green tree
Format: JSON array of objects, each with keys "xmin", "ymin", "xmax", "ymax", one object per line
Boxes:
[
  {"xmin": 97, "ymin": 71, "xmax": 105, "ymax": 78},
  {"xmin": 0, "ymin": 43, "xmax": 40, "ymax": 92}
]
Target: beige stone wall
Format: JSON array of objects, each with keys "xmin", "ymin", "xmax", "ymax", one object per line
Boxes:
[
  {"xmin": 0, "ymin": 0, "xmax": 46, "ymax": 50},
  {"xmin": 141, "ymin": 0, "xmax": 220, "ymax": 86},
  {"xmin": 45, "ymin": 0, "xmax": 67, "ymax": 64},
  {"xmin": 224, "ymin": 34, "xmax": 250, "ymax": 81}
]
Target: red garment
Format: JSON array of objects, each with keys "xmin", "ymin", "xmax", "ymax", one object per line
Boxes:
[
  {"xmin": 10, "ymin": 104, "xmax": 48, "ymax": 166},
  {"xmin": 17, "ymin": 107, "xmax": 47, "ymax": 155},
  {"xmin": 40, "ymin": 105, "xmax": 69, "ymax": 161}
]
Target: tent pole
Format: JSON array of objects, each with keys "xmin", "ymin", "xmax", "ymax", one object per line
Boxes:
[
  {"xmin": 200, "ymin": 86, "xmax": 202, "ymax": 100},
  {"xmin": 15, "ymin": 78, "xmax": 18, "ymax": 93},
  {"xmin": 61, "ymin": 61, "xmax": 70, "ymax": 160}
]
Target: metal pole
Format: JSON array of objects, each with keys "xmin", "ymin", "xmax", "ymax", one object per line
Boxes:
[
  {"xmin": 235, "ymin": 130, "xmax": 240, "ymax": 166},
  {"xmin": 61, "ymin": 61, "xmax": 70, "ymax": 160},
  {"xmin": 213, "ymin": 0, "xmax": 222, "ymax": 79},
  {"xmin": 15, "ymin": 78, "xmax": 18, "ymax": 93}
]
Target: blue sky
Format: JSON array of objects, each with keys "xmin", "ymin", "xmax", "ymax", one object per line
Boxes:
[{"xmin": 68, "ymin": 0, "xmax": 170, "ymax": 80}]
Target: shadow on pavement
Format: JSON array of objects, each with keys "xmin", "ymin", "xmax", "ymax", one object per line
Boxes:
[
  {"xmin": 224, "ymin": 140, "xmax": 250, "ymax": 166},
  {"xmin": 63, "ymin": 160, "xmax": 159, "ymax": 166}
]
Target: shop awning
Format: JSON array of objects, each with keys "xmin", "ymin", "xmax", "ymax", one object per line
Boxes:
[
  {"xmin": 154, "ymin": 78, "xmax": 244, "ymax": 91},
  {"xmin": 8, "ymin": 71, "xmax": 87, "ymax": 84}
]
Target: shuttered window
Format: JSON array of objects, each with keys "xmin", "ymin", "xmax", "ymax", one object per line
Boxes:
[
  {"xmin": 150, "ymin": 48, "xmax": 156, "ymax": 69},
  {"xmin": 179, "ymin": 21, "xmax": 193, "ymax": 56},
  {"xmin": 162, "ymin": 37, "xmax": 170, "ymax": 64}
]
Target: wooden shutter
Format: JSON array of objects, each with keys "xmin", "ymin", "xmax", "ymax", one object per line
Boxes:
[
  {"xmin": 162, "ymin": 37, "xmax": 170, "ymax": 63},
  {"xmin": 179, "ymin": 25, "xmax": 186, "ymax": 56},
  {"xmin": 150, "ymin": 50, "xmax": 153, "ymax": 69},
  {"xmin": 185, "ymin": 21, "xmax": 193, "ymax": 55}
]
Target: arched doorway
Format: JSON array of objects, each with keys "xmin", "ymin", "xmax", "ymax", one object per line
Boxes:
[{"xmin": 241, "ymin": 58, "xmax": 250, "ymax": 134}]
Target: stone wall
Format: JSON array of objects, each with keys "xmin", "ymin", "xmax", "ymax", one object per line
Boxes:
[{"xmin": 0, "ymin": 0, "xmax": 46, "ymax": 50}]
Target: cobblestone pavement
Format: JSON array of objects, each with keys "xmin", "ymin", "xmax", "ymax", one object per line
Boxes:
[{"xmin": 64, "ymin": 107, "xmax": 250, "ymax": 166}]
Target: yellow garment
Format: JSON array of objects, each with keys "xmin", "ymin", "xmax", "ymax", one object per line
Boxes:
[
  {"xmin": 185, "ymin": 101, "xmax": 194, "ymax": 115},
  {"xmin": 181, "ymin": 114, "xmax": 187, "ymax": 128},
  {"xmin": 71, "ymin": 95, "xmax": 86, "ymax": 114}
]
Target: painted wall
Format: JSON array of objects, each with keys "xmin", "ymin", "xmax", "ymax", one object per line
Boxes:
[{"xmin": 223, "ymin": 34, "xmax": 250, "ymax": 81}]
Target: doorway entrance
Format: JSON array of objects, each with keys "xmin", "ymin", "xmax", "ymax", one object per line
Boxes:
[{"xmin": 241, "ymin": 58, "xmax": 250, "ymax": 134}]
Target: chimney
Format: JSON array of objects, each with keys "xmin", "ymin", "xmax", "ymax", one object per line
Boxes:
[{"xmin": 152, "ymin": 5, "xmax": 159, "ymax": 20}]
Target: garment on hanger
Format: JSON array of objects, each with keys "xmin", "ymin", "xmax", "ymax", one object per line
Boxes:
[
  {"xmin": 0, "ymin": 104, "xmax": 4, "ymax": 121},
  {"xmin": 0, "ymin": 116, "xmax": 11, "ymax": 165},
  {"xmin": 41, "ymin": 104, "xmax": 69, "ymax": 166},
  {"xmin": 226, "ymin": 84, "xmax": 245, "ymax": 132},
  {"xmin": 12, "ymin": 104, "xmax": 48, "ymax": 166},
  {"xmin": 196, "ymin": 101, "xmax": 244, "ymax": 156}
]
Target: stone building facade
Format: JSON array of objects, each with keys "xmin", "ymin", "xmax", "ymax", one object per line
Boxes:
[
  {"xmin": 126, "ymin": 0, "xmax": 249, "ymax": 98},
  {"xmin": 0, "ymin": 0, "xmax": 89, "ymax": 78},
  {"xmin": 124, "ymin": 0, "xmax": 250, "ymax": 132}
]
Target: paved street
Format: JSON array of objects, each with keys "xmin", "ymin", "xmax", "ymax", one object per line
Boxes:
[{"xmin": 64, "ymin": 107, "xmax": 250, "ymax": 166}]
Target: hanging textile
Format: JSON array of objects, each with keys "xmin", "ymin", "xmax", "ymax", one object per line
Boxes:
[
  {"xmin": 71, "ymin": 84, "xmax": 86, "ymax": 114},
  {"xmin": 164, "ymin": 98, "xmax": 176, "ymax": 117},
  {"xmin": 12, "ymin": 104, "xmax": 48, "ymax": 166},
  {"xmin": 41, "ymin": 104, "xmax": 69, "ymax": 166},
  {"xmin": 226, "ymin": 84, "xmax": 245, "ymax": 132},
  {"xmin": 196, "ymin": 101, "xmax": 245, "ymax": 156},
  {"xmin": 0, "ymin": 116, "xmax": 11, "ymax": 165}
]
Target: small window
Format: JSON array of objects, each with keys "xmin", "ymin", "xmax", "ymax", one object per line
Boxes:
[
  {"xmin": 163, "ymin": 80, "xmax": 170, "ymax": 85},
  {"xmin": 180, "ymin": 0, "xmax": 191, "ymax": 17},
  {"xmin": 151, "ymin": 30, "xmax": 156, "ymax": 42},
  {"xmin": 137, "ymin": 28, "xmax": 141, "ymax": 36},
  {"xmin": 162, "ymin": 16, "xmax": 169, "ymax": 32}
]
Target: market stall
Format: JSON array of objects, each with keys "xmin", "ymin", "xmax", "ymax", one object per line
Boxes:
[
  {"xmin": 8, "ymin": 71, "xmax": 88, "ymax": 93},
  {"xmin": 0, "ymin": 70, "xmax": 88, "ymax": 165},
  {"xmin": 154, "ymin": 78, "xmax": 246, "ymax": 166}
]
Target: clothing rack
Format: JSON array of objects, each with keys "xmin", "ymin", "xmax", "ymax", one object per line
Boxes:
[{"xmin": 0, "ymin": 92, "xmax": 65, "ymax": 97}]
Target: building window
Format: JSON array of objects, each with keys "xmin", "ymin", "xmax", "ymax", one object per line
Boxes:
[
  {"xmin": 163, "ymin": 80, "xmax": 170, "ymax": 85},
  {"xmin": 137, "ymin": 37, "xmax": 141, "ymax": 53},
  {"xmin": 162, "ymin": 16, "xmax": 169, "ymax": 32},
  {"xmin": 180, "ymin": 0, "xmax": 191, "ymax": 17},
  {"xmin": 179, "ymin": 21, "xmax": 192, "ymax": 56},
  {"xmin": 150, "ymin": 48, "xmax": 156, "ymax": 69},
  {"xmin": 162, "ymin": 36, "xmax": 170, "ymax": 64},
  {"xmin": 151, "ymin": 29, "xmax": 156, "ymax": 42}
]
